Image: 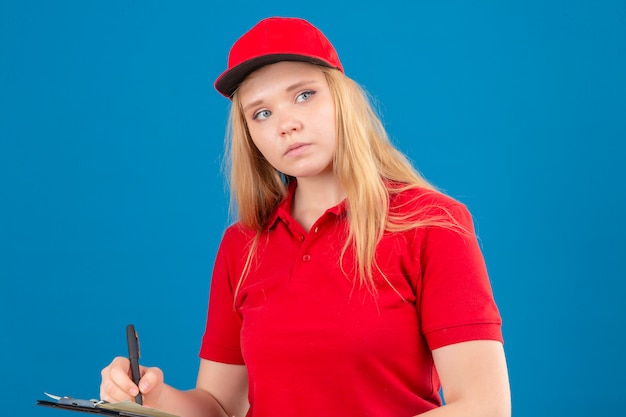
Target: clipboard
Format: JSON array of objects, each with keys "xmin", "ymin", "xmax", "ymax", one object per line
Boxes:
[
  {"xmin": 38, "ymin": 326, "xmax": 173, "ymax": 417},
  {"xmin": 37, "ymin": 393, "xmax": 180, "ymax": 417}
]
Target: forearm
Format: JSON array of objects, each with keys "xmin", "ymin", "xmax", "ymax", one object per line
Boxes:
[
  {"xmin": 419, "ymin": 341, "xmax": 511, "ymax": 417},
  {"xmin": 414, "ymin": 400, "xmax": 511, "ymax": 417},
  {"xmin": 153, "ymin": 385, "xmax": 230, "ymax": 417}
]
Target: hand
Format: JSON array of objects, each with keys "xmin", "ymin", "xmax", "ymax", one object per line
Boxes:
[{"xmin": 100, "ymin": 356, "xmax": 165, "ymax": 408}]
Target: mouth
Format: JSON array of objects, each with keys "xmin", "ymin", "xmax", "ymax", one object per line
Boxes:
[{"xmin": 284, "ymin": 143, "xmax": 310, "ymax": 156}]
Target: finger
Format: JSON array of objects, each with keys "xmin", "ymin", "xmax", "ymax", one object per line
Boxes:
[
  {"xmin": 137, "ymin": 366, "xmax": 164, "ymax": 395},
  {"xmin": 101, "ymin": 357, "xmax": 140, "ymax": 400},
  {"xmin": 100, "ymin": 377, "xmax": 135, "ymax": 403}
]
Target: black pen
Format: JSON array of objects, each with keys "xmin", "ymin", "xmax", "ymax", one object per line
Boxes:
[{"xmin": 126, "ymin": 324, "xmax": 143, "ymax": 405}]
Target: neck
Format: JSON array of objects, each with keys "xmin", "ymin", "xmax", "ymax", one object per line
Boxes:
[{"xmin": 291, "ymin": 174, "xmax": 345, "ymax": 231}]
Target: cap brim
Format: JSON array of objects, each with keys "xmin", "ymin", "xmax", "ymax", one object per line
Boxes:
[{"xmin": 215, "ymin": 54, "xmax": 337, "ymax": 98}]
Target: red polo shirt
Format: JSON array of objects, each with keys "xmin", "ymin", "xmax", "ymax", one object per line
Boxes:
[{"xmin": 200, "ymin": 185, "xmax": 502, "ymax": 417}]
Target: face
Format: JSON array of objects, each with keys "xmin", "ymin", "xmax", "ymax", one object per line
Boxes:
[{"xmin": 237, "ymin": 61, "xmax": 337, "ymax": 180}]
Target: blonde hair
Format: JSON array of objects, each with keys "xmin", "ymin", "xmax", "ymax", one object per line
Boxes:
[{"xmin": 224, "ymin": 65, "xmax": 465, "ymax": 296}]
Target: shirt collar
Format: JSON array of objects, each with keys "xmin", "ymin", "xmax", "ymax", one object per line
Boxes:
[{"xmin": 264, "ymin": 180, "xmax": 347, "ymax": 231}]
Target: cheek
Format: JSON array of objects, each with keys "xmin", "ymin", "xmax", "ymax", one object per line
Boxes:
[
  {"xmin": 248, "ymin": 130, "xmax": 276, "ymax": 161},
  {"xmin": 247, "ymin": 125, "xmax": 267, "ymax": 149},
  {"xmin": 318, "ymin": 100, "xmax": 336, "ymax": 127},
  {"xmin": 320, "ymin": 108, "xmax": 337, "ymax": 143}
]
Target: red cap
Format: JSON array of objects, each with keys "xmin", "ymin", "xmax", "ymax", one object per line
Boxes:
[{"xmin": 215, "ymin": 17, "xmax": 344, "ymax": 98}]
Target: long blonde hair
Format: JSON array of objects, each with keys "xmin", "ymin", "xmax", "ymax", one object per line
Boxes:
[{"xmin": 224, "ymin": 65, "xmax": 464, "ymax": 295}]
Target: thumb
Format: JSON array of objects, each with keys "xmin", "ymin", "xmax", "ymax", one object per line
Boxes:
[{"xmin": 138, "ymin": 366, "xmax": 164, "ymax": 394}]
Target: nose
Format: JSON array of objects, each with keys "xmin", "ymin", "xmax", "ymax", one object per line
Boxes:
[{"xmin": 278, "ymin": 110, "xmax": 302, "ymax": 136}]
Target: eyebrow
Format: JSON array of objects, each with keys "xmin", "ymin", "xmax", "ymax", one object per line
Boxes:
[{"xmin": 242, "ymin": 79, "xmax": 320, "ymax": 113}]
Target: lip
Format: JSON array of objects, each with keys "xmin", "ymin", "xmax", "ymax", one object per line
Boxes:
[{"xmin": 284, "ymin": 142, "xmax": 310, "ymax": 156}]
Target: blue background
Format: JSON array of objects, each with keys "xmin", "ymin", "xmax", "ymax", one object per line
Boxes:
[{"xmin": 2, "ymin": 1, "xmax": 625, "ymax": 416}]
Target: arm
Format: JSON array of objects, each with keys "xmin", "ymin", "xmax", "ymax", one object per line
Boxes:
[
  {"xmin": 100, "ymin": 358, "xmax": 248, "ymax": 417},
  {"xmin": 417, "ymin": 340, "xmax": 511, "ymax": 417}
]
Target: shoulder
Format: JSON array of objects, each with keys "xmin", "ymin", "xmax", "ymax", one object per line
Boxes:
[
  {"xmin": 389, "ymin": 185, "xmax": 472, "ymax": 225},
  {"xmin": 217, "ymin": 222, "xmax": 257, "ymax": 254},
  {"xmin": 391, "ymin": 186, "xmax": 460, "ymax": 205},
  {"xmin": 213, "ymin": 222, "xmax": 259, "ymax": 275}
]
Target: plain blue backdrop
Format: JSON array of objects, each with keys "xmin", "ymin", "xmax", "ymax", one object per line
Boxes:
[{"xmin": 2, "ymin": 1, "xmax": 625, "ymax": 416}]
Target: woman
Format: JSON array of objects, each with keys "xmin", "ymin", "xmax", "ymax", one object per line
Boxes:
[{"xmin": 100, "ymin": 16, "xmax": 511, "ymax": 417}]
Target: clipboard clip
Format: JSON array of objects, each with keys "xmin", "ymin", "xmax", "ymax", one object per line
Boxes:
[{"xmin": 44, "ymin": 392, "xmax": 104, "ymax": 408}]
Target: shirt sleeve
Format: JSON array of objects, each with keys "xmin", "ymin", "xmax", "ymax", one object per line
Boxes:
[
  {"xmin": 199, "ymin": 226, "xmax": 246, "ymax": 365},
  {"xmin": 417, "ymin": 199, "xmax": 503, "ymax": 350}
]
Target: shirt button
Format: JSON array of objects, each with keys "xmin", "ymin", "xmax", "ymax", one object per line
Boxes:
[
  {"xmin": 302, "ymin": 254, "xmax": 311, "ymax": 262},
  {"xmin": 299, "ymin": 235, "xmax": 304, "ymax": 241},
  {"xmin": 314, "ymin": 227, "xmax": 319, "ymax": 233}
]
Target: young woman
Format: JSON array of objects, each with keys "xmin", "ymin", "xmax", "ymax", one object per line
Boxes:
[{"xmin": 100, "ymin": 17, "xmax": 511, "ymax": 417}]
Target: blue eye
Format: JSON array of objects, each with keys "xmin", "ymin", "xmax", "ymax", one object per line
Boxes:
[
  {"xmin": 296, "ymin": 90, "xmax": 316, "ymax": 102},
  {"xmin": 253, "ymin": 109, "xmax": 271, "ymax": 120}
]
